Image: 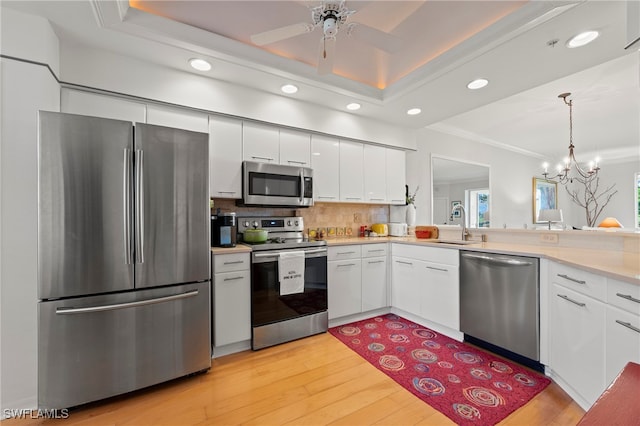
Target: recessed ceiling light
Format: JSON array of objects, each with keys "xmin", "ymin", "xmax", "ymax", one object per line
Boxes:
[
  {"xmin": 281, "ymin": 84, "xmax": 298, "ymax": 94},
  {"xmin": 407, "ymin": 108, "xmax": 421, "ymax": 116},
  {"xmin": 189, "ymin": 58, "xmax": 211, "ymax": 71},
  {"xmin": 467, "ymin": 78, "xmax": 489, "ymax": 90},
  {"xmin": 566, "ymin": 31, "xmax": 599, "ymax": 48},
  {"xmin": 346, "ymin": 103, "xmax": 361, "ymax": 111}
]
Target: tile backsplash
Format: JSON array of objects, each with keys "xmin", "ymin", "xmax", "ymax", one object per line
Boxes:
[{"xmin": 212, "ymin": 199, "xmax": 389, "ymax": 236}]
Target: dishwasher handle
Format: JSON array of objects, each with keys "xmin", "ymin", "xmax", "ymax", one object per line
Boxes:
[{"xmin": 461, "ymin": 252, "xmax": 533, "ymax": 266}]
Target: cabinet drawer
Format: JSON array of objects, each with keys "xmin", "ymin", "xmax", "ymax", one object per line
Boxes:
[
  {"xmin": 362, "ymin": 243, "xmax": 388, "ymax": 258},
  {"xmin": 551, "ymin": 262, "xmax": 606, "ymax": 301},
  {"xmin": 328, "ymin": 245, "xmax": 362, "ymax": 261},
  {"xmin": 213, "ymin": 253, "xmax": 250, "ymax": 273},
  {"xmin": 607, "ymin": 278, "xmax": 640, "ymax": 315},
  {"xmin": 391, "ymin": 243, "xmax": 458, "ymax": 266}
]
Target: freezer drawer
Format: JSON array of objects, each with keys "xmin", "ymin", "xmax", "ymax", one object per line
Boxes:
[{"xmin": 38, "ymin": 282, "xmax": 211, "ymax": 409}]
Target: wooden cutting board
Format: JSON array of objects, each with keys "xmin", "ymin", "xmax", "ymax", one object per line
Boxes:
[{"xmin": 415, "ymin": 225, "xmax": 439, "ymax": 239}]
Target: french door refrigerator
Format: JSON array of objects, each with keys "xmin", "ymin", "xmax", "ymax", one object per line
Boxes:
[{"xmin": 37, "ymin": 111, "xmax": 211, "ymax": 409}]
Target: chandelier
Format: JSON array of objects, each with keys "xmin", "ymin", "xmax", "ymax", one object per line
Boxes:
[{"xmin": 542, "ymin": 92, "xmax": 600, "ymax": 184}]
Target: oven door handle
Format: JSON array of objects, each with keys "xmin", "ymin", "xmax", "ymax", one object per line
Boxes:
[{"xmin": 253, "ymin": 247, "xmax": 327, "ymax": 258}]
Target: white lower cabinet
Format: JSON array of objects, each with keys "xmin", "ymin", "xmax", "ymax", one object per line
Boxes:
[
  {"xmin": 361, "ymin": 244, "xmax": 388, "ymax": 311},
  {"xmin": 212, "ymin": 253, "xmax": 251, "ymax": 348},
  {"xmin": 550, "ymin": 283, "xmax": 606, "ymax": 406},
  {"xmin": 421, "ymin": 260, "xmax": 459, "ymax": 331},
  {"xmin": 605, "ymin": 305, "xmax": 640, "ymax": 384},
  {"xmin": 328, "ymin": 258, "xmax": 362, "ymax": 319},
  {"xmin": 390, "ymin": 257, "xmax": 423, "ymax": 316}
]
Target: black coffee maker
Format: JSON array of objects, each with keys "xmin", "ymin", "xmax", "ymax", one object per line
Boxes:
[{"xmin": 211, "ymin": 212, "xmax": 237, "ymax": 247}]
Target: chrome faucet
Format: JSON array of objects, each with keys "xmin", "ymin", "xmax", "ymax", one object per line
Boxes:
[{"xmin": 451, "ymin": 204, "xmax": 470, "ymax": 241}]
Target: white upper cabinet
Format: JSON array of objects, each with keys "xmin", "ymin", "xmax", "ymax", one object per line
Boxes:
[
  {"xmin": 279, "ymin": 129, "xmax": 311, "ymax": 167},
  {"xmin": 146, "ymin": 104, "xmax": 209, "ymax": 133},
  {"xmin": 339, "ymin": 141, "xmax": 364, "ymax": 202},
  {"xmin": 386, "ymin": 148, "xmax": 406, "ymax": 205},
  {"xmin": 209, "ymin": 116, "xmax": 243, "ymax": 199},
  {"xmin": 61, "ymin": 89, "xmax": 146, "ymax": 123},
  {"xmin": 311, "ymin": 135, "xmax": 340, "ymax": 202},
  {"xmin": 363, "ymin": 145, "xmax": 387, "ymax": 203},
  {"xmin": 243, "ymin": 121, "xmax": 279, "ymax": 163}
]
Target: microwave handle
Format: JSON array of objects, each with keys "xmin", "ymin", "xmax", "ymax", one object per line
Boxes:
[{"xmin": 299, "ymin": 170, "xmax": 304, "ymax": 204}]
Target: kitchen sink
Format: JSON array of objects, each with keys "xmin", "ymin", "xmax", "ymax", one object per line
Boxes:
[{"xmin": 433, "ymin": 239, "xmax": 478, "ymax": 245}]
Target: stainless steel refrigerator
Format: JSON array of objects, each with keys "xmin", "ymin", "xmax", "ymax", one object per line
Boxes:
[{"xmin": 37, "ymin": 111, "xmax": 211, "ymax": 409}]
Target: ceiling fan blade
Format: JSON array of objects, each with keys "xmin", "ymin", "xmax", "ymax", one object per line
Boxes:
[
  {"xmin": 347, "ymin": 23, "xmax": 403, "ymax": 54},
  {"xmin": 317, "ymin": 37, "xmax": 336, "ymax": 75},
  {"xmin": 251, "ymin": 22, "xmax": 314, "ymax": 46}
]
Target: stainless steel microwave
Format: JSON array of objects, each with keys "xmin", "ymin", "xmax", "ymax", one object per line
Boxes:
[{"xmin": 242, "ymin": 161, "xmax": 313, "ymax": 207}]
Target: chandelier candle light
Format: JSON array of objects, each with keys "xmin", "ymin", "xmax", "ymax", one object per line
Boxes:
[{"xmin": 542, "ymin": 92, "xmax": 600, "ymax": 184}]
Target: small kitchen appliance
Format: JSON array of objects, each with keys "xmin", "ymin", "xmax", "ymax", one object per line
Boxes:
[
  {"xmin": 238, "ymin": 216, "xmax": 327, "ymax": 350},
  {"xmin": 211, "ymin": 212, "xmax": 237, "ymax": 247},
  {"xmin": 388, "ymin": 222, "xmax": 407, "ymax": 236}
]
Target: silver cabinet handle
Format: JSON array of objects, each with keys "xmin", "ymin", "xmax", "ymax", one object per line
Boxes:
[
  {"xmin": 134, "ymin": 149, "xmax": 144, "ymax": 264},
  {"xmin": 123, "ymin": 148, "xmax": 133, "ymax": 265},
  {"xmin": 337, "ymin": 251, "xmax": 356, "ymax": 255},
  {"xmin": 251, "ymin": 156, "xmax": 274, "ymax": 161},
  {"xmin": 337, "ymin": 263, "xmax": 357, "ymax": 267},
  {"xmin": 56, "ymin": 290, "xmax": 198, "ymax": 314},
  {"xmin": 367, "ymin": 260, "xmax": 385, "ymax": 264},
  {"xmin": 367, "ymin": 249, "xmax": 385, "ymax": 252},
  {"xmin": 345, "ymin": 197, "xmax": 362, "ymax": 200},
  {"xmin": 223, "ymin": 260, "xmax": 245, "ymax": 265},
  {"xmin": 391, "ymin": 199, "xmax": 404, "ymax": 203},
  {"xmin": 615, "ymin": 320, "xmax": 640, "ymax": 334},
  {"xmin": 369, "ymin": 198, "xmax": 385, "ymax": 201},
  {"xmin": 426, "ymin": 266, "xmax": 448, "ymax": 272},
  {"xmin": 217, "ymin": 191, "xmax": 237, "ymax": 194},
  {"xmin": 557, "ymin": 294, "xmax": 586, "ymax": 307},
  {"xmin": 318, "ymin": 196, "xmax": 336, "ymax": 199},
  {"xmin": 557, "ymin": 273, "xmax": 586, "ymax": 284},
  {"xmin": 616, "ymin": 293, "xmax": 640, "ymax": 304},
  {"xmin": 287, "ymin": 160, "xmax": 307, "ymax": 165},
  {"xmin": 395, "ymin": 260, "xmax": 413, "ymax": 266},
  {"xmin": 223, "ymin": 276, "xmax": 245, "ymax": 282}
]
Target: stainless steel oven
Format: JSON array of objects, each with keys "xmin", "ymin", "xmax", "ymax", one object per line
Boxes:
[
  {"xmin": 239, "ymin": 216, "xmax": 327, "ymax": 350},
  {"xmin": 242, "ymin": 161, "xmax": 313, "ymax": 207}
]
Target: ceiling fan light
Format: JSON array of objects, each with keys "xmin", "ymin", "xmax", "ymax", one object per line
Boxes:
[
  {"xmin": 407, "ymin": 108, "xmax": 421, "ymax": 116},
  {"xmin": 189, "ymin": 58, "xmax": 211, "ymax": 71},
  {"xmin": 467, "ymin": 78, "xmax": 489, "ymax": 90},
  {"xmin": 281, "ymin": 84, "xmax": 298, "ymax": 94},
  {"xmin": 346, "ymin": 102, "xmax": 361, "ymax": 111},
  {"xmin": 566, "ymin": 31, "xmax": 599, "ymax": 48}
]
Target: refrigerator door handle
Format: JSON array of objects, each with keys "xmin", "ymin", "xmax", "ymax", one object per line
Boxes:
[
  {"xmin": 123, "ymin": 149, "xmax": 133, "ymax": 265},
  {"xmin": 55, "ymin": 290, "xmax": 199, "ymax": 315},
  {"xmin": 135, "ymin": 149, "xmax": 144, "ymax": 264}
]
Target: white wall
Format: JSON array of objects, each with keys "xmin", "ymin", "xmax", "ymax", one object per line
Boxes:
[
  {"xmin": 408, "ymin": 127, "xmax": 543, "ymax": 229},
  {"xmin": 1, "ymin": 9, "xmax": 61, "ymax": 412},
  {"xmin": 59, "ymin": 44, "xmax": 416, "ymax": 151}
]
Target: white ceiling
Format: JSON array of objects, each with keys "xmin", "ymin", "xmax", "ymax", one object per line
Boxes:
[{"xmin": 4, "ymin": 0, "xmax": 638, "ymax": 163}]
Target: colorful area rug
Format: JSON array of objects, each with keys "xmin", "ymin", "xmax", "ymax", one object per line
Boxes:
[{"xmin": 329, "ymin": 314, "xmax": 550, "ymax": 425}]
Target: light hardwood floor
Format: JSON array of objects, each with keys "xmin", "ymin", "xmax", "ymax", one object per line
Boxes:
[{"xmin": 6, "ymin": 333, "xmax": 584, "ymax": 425}]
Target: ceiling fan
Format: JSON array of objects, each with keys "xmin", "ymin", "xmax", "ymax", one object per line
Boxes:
[{"xmin": 250, "ymin": 1, "xmax": 402, "ymax": 75}]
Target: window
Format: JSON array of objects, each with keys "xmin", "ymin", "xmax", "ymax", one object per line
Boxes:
[{"xmin": 468, "ymin": 189, "xmax": 490, "ymax": 228}]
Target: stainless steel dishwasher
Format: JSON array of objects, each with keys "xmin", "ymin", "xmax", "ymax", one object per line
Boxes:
[{"xmin": 460, "ymin": 251, "xmax": 540, "ymax": 362}]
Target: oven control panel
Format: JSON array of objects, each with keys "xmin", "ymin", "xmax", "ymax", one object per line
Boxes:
[{"xmin": 238, "ymin": 216, "xmax": 304, "ymax": 233}]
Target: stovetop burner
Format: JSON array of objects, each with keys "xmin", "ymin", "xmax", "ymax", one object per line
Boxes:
[{"xmin": 238, "ymin": 216, "xmax": 326, "ymax": 251}]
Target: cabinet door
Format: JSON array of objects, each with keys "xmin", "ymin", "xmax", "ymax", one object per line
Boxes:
[
  {"xmin": 311, "ymin": 135, "xmax": 340, "ymax": 202},
  {"xmin": 605, "ymin": 305, "xmax": 640, "ymax": 384},
  {"xmin": 364, "ymin": 145, "xmax": 387, "ymax": 203},
  {"xmin": 279, "ymin": 129, "xmax": 311, "ymax": 167},
  {"xmin": 328, "ymin": 259, "xmax": 362, "ymax": 319},
  {"xmin": 61, "ymin": 89, "xmax": 146, "ymax": 123},
  {"xmin": 421, "ymin": 262, "xmax": 459, "ymax": 330},
  {"xmin": 210, "ymin": 116, "xmax": 243, "ymax": 198},
  {"xmin": 243, "ymin": 122, "xmax": 279, "ymax": 163},
  {"xmin": 391, "ymin": 257, "xmax": 422, "ymax": 316},
  {"xmin": 386, "ymin": 149, "xmax": 406, "ymax": 205},
  {"xmin": 362, "ymin": 256, "xmax": 387, "ymax": 311},
  {"xmin": 214, "ymin": 270, "xmax": 251, "ymax": 347},
  {"xmin": 551, "ymin": 284, "xmax": 606, "ymax": 405},
  {"xmin": 146, "ymin": 104, "xmax": 209, "ymax": 132},
  {"xmin": 339, "ymin": 141, "xmax": 364, "ymax": 202}
]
